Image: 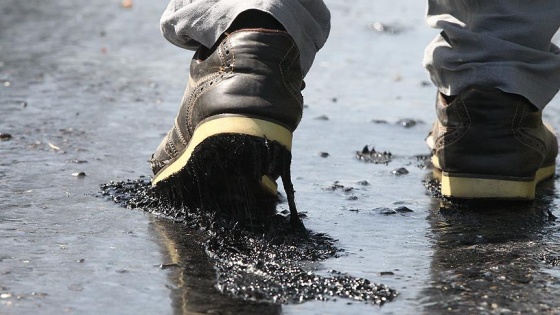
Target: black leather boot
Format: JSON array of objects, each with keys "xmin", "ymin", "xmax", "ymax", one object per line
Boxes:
[
  {"xmin": 150, "ymin": 29, "xmax": 304, "ymax": 225},
  {"xmin": 426, "ymin": 87, "xmax": 558, "ymax": 199}
]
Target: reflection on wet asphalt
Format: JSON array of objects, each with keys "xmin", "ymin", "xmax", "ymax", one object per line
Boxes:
[
  {"xmin": 423, "ymin": 178, "xmax": 560, "ymax": 314},
  {"xmin": 151, "ymin": 218, "xmax": 282, "ymax": 315},
  {"xmin": 2, "ymin": 0, "xmax": 560, "ymax": 314}
]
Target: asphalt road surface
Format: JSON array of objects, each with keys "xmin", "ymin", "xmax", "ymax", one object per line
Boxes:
[{"xmin": 2, "ymin": 1, "xmax": 560, "ymax": 314}]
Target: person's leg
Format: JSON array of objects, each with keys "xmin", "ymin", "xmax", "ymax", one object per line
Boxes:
[
  {"xmin": 424, "ymin": 0, "xmax": 560, "ymax": 109},
  {"xmin": 151, "ymin": 1, "xmax": 330, "ymax": 224},
  {"xmin": 160, "ymin": 0, "xmax": 331, "ymax": 76},
  {"xmin": 424, "ymin": 1, "xmax": 560, "ymax": 199}
]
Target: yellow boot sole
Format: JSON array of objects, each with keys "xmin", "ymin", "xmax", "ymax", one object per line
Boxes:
[
  {"xmin": 432, "ymin": 156, "xmax": 555, "ymax": 200},
  {"xmin": 152, "ymin": 115, "xmax": 293, "ymax": 197}
]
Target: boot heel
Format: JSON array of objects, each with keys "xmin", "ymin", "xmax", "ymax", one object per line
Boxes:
[
  {"xmin": 438, "ymin": 164, "xmax": 555, "ymax": 200},
  {"xmin": 152, "ymin": 115, "xmax": 292, "ymax": 187},
  {"xmin": 153, "ymin": 116, "xmax": 301, "ymax": 227},
  {"xmin": 441, "ymin": 174, "xmax": 536, "ymax": 199}
]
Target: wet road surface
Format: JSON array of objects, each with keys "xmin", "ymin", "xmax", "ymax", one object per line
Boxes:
[{"xmin": 2, "ymin": 1, "xmax": 560, "ymax": 314}]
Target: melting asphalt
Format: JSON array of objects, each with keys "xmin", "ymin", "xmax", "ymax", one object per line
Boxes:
[{"xmin": 99, "ymin": 178, "xmax": 398, "ymax": 306}]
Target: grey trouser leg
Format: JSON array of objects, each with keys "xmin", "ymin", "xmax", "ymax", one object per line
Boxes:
[
  {"xmin": 160, "ymin": 0, "xmax": 331, "ymax": 76},
  {"xmin": 424, "ymin": 0, "xmax": 560, "ymax": 109}
]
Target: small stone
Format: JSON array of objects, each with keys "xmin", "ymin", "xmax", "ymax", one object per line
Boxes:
[
  {"xmin": 0, "ymin": 133, "xmax": 12, "ymax": 141},
  {"xmin": 314, "ymin": 115, "xmax": 329, "ymax": 121},
  {"xmin": 394, "ymin": 206, "xmax": 414, "ymax": 213},
  {"xmin": 319, "ymin": 152, "xmax": 329, "ymax": 158},
  {"xmin": 376, "ymin": 208, "xmax": 397, "ymax": 215},
  {"xmin": 356, "ymin": 146, "xmax": 392, "ymax": 164},
  {"xmin": 371, "ymin": 119, "xmax": 388, "ymax": 124},
  {"xmin": 391, "ymin": 167, "xmax": 409, "ymax": 175},
  {"xmin": 396, "ymin": 119, "xmax": 418, "ymax": 128},
  {"xmin": 72, "ymin": 172, "xmax": 86, "ymax": 177}
]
